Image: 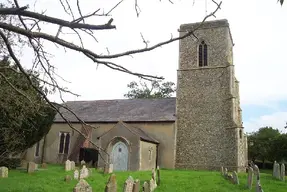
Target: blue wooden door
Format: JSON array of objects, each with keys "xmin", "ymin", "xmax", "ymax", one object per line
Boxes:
[{"xmin": 111, "ymin": 141, "xmax": 128, "ymax": 171}]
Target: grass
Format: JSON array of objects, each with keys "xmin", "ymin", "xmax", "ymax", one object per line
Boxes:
[{"xmin": 0, "ymin": 165, "xmax": 287, "ymax": 192}]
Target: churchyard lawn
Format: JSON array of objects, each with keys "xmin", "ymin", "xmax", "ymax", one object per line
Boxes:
[{"xmin": 0, "ymin": 165, "xmax": 287, "ymax": 192}]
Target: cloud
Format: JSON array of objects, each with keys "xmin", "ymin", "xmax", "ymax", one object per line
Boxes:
[{"xmin": 244, "ymin": 112, "xmax": 287, "ymax": 134}]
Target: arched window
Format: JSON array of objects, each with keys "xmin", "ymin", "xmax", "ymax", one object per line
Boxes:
[
  {"xmin": 59, "ymin": 132, "xmax": 71, "ymax": 154},
  {"xmin": 35, "ymin": 142, "xmax": 40, "ymax": 157},
  {"xmin": 64, "ymin": 133, "xmax": 70, "ymax": 154},
  {"xmin": 198, "ymin": 41, "xmax": 208, "ymax": 67}
]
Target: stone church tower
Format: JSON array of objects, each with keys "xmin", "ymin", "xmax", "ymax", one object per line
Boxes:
[{"xmin": 175, "ymin": 19, "xmax": 248, "ymax": 172}]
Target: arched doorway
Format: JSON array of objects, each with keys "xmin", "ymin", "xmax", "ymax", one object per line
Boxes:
[{"xmin": 111, "ymin": 141, "xmax": 128, "ymax": 171}]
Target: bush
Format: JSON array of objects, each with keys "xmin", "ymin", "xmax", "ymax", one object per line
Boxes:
[{"xmin": 0, "ymin": 158, "xmax": 21, "ymax": 169}]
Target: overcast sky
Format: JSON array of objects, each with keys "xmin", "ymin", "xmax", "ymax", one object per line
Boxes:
[{"xmin": 16, "ymin": 0, "xmax": 287, "ymax": 133}]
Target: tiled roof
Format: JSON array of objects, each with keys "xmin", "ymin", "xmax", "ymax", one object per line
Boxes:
[{"xmin": 54, "ymin": 97, "xmax": 176, "ymax": 123}]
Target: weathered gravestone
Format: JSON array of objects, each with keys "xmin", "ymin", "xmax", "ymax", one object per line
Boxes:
[
  {"xmin": 81, "ymin": 160, "xmax": 86, "ymax": 166},
  {"xmin": 65, "ymin": 160, "xmax": 71, "ymax": 171},
  {"xmin": 123, "ymin": 176, "xmax": 134, "ymax": 192},
  {"xmin": 253, "ymin": 164, "xmax": 260, "ymax": 180},
  {"xmin": 247, "ymin": 167, "xmax": 253, "ymax": 189},
  {"xmin": 133, "ymin": 179, "xmax": 140, "ymax": 192},
  {"xmin": 27, "ymin": 162, "xmax": 36, "ymax": 173},
  {"xmin": 232, "ymin": 171, "xmax": 239, "ymax": 185},
  {"xmin": 73, "ymin": 179, "xmax": 92, "ymax": 192},
  {"xmin": 80, "ymin": 165, "xmax": 89, "ymax": 179},
  {"xmin": 224, "ymin": 168, "xmax": 228, "ymax": 178},
  {"xmin": 142, "ymin": 181, "xmax": 150, "ymax": 192},
  {"xmin": 273, "ymin": 161, "xmax": 277, "ymax": 177},
  {"xmin": 281, "ymin": 164, "xmax": 285, "ymax": 181},
  {"xmin": 256, "ymin": 179, "xmax": 264, "ymax": 192},
  {"xmin": 275, "ymin": 163, "xmax": 280, "ymax": 180},
  {"xmin": 71, "ymin": 161, "xmax": 76, "ymax": 170},
  {"xmin": 149, "ymin": 178, "xmax": 157, "ymax": 192},
  {"xmin": 221, "ymin": 166, "xmax": 224, "ymax": 176},
  {"xmin": 74, "ymin": 170, "xmax": 79, "ymax": 180},
  {"xmin": 105, "ymin": 174, "xmax": 117, "ymax": 192},
  {"xmin": 152, "ymin": 169, "xmax": 157, "ymax": 186},
  {"xmin": 104, "ymin": 164, "xmax": 113, "ymax": 174},
  {"xmin": 0, "ymin": 166, "xmax": 8, "ymax": 178},
  {"xmin": 156, "ymin": 166, "xmax": 160, "ymax": 186}
]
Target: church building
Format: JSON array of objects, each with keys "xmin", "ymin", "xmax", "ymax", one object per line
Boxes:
[{"xmin": 24, "ymin": 19, "xmax": 248, "ymax": 172}]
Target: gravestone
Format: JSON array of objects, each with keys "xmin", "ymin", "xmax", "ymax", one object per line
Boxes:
[
  {"xmin": 253, "ymin": 165, "xmax": 260, "ymax": 177},
  {"xmin": 133, "ymin": 179, "xmax": 140, "ymax": 192},
  {"xmin": 105, "ymin": 174, "xmax": 117, "ymax": 192},
  {"xmin": 65, "ymin": 160, "xmax": 71, "ymax": 171},
  {"xmin": 109, "ymin": 164, "xmax": 113, "ymax": 173},
  {"xmin": 232, "ymin": 171, "xmax": 239, "ymax": 185},
  {"xmin": 64, "ymin": 175, "xmax": 71, "ymax": 183},
  {"xmin": 0, "ymin": 166, "xmax": 8, "ymax": 178},
  {"xmin": 27, "ymin": 162, "xmax": 36, "ymax": 173},
  {"xmin": 142, "ymin": 181, "xmax": 150, "ymax": 192},
  {"xmin": 281, "ymin": 164, "xmax": 285, "ymax": 181},
  {"xmin": 74, "ymin": 170, "xmax": 79, "ymax": 180},
  {"xmin": 156, "ymin": 166, "xmax": 161, "ymax": 186},
  {"xmin": 275, "ymin": 163, "xmax": 280, "ymax": 180},
  {"xmin": 80, "ymin": 165, "xmax": 89, "ymax": 179},
  {"xmin": 81, "ymin": 160, "xmax": 86, "ymax": 166},
  {"xmin": 256, "ymin": 179, "xmax": 264, "ymax": 192},
  {"xmin": 123, "ymin": 176, "xmax": 134, "ymax": 192},
  {"xmin": 149, "ymin": 178, "xmax": 156, "ymax": 191},
  {"xmin": 247, "ymin": 167, "xmax": 253, "ymax": 189},
  {"xmin": 71, "ymin": 161, "xmax": 76, "ymax": 170},
  {"xmin": 273, "ymin": 161, "xmax": 277, "ymax": 177},
  {"xmin": 73, "ymin": 179, "xmax": 92, "ymax": 192},
  {"xmin": 221, "ymin": 167, "xmax": 224, "ymax": 176},
  {"xmin": 224, "ymin": 168, "xmax": 228, "ymax": 178},
  {"xmin": 104, "ymin": 164, "xmax": 113, "ymax": 174}
]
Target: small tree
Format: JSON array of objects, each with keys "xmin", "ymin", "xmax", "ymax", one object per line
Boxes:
[{"xmin": 124, "ymin": 80, "xmax": 176, "ymax": 99}]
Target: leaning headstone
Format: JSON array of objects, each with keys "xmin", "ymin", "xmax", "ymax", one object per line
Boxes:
[
  {"xmin": 133, "ymin": 179, "xmax": 140, "ymax": 192},
  {"xmin": 108, "ymin": 164, "xmax": 113, "ymax": 173},
  {"xmin": 142, "ymin": 181, "xmax": 150, "ymax": 192},
  {"xmin": 256, "ymin": 179, "xmax": 264, "ymax": 192},
  {"xmin": 64, "ymin": 175, "xmax": 71, "ymax": 183},
  {"xmin": 273, "ymin": 161, "xmax": 277, "ymax": 177},
  {"xmin": 247, "ymin": 167, "xmax": 253, "ymax": 189},
  {"xmin": 74, "ymin": 170, "xmax": 79, "ymax": 180},
  {"xmin": 0, "ymin": 167, "xmax": 8, "ymax": 178},
  {"xmin": 65, "ymin": 160, "xmax": 71, "ymax": 171},
  {"xmin": 156, "ymin": 166, "xmax": 160, "ymax": 186},
  {"xmin": 73, "ymin": 179, "xmax": 92, "ymax": 192},
  {"xmin": 232, "ymin": 171, "xmax": 239, "ymax": 185},
  {"xmin": 281, "ymin": 164, "xmax": 285, "ymax": 181},
  {"xmin": 27, "ymin": 162, "xmax": 36, "ymax": 173},
  {"xmin": 224, "ymin": 168, "xmax": 228, "ymax": 178},
  {"xmin": 105, "ymin": 174, "xmax": 117, "ymax": 192},
  {"xmin": 123, "ymin": 176, "xmax": 134, "ymax": 192},
  {"xmin": 71, "ymin": 161, "xmax": 76, "ymax": 170}
]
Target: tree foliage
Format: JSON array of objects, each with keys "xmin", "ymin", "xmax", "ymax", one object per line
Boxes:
[
  {"xmin": 278, "ymin": 0, "xmax": 284, "ymax": 5},
  {"xmin": 124, "ymin": 80, "xmax": 176, "ymax": 99},
  {"xmin": 248, "ymin": 127, "xmax": 280, "ymax": 163},
  {"xmin": 0, "ymin": 58, "xmax": 57, "ymax": 161}
]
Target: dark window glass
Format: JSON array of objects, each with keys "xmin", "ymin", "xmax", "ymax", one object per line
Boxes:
[
  {"xmin": 204, "ymin": 44, "xmax": 208, "ymax": 66},
  {"xmin": 59, "ymin": 133, "xmax": 65, "ymax": 153},
  {"xmin": 198, "ymin": 44, "xmax": 203, "ymax": 67},
  {"xmin": 64, "ymin": 133, "xmax": 70, "ymax": 154}
]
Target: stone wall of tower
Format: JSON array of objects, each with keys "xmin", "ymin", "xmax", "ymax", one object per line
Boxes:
[{"xmin": 175, "ymin": 19, "xmax": 247, "ymax": 171}]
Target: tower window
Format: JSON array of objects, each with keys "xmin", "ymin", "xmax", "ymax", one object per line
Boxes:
[
  {"xmin": 35, "ymin": 142, "xmax": 40, "ymax": 157},
  {"xmin": 239, "ymin": 129, "xmax": 243, "ymax": 139},
  {"xmin": 198, "ymin": 41, "xmax": 208, "ymax": 67}
]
